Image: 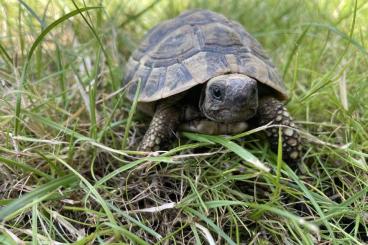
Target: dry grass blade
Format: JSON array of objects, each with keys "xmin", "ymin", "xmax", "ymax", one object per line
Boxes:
[
  {"xmin": 129, "ymin": 202, "xmax": 176, "ymax": 213},
  {"xmin": 194, "ymin": 222, "xmax": 216, "ymax": 245}
]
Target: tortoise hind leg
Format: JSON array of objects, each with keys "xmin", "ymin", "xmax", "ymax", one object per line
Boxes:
[
  {"xmin": 256, "ymin": 96, "xmax": 302, "ymax": 166},
  {"xmin": 138, "ymin": 103, "xmax": 181, "ymax": 151}
]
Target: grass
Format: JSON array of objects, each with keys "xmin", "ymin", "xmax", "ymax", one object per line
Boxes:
[{"xmin": 0, "ymin": 0, "xmax": 367, "ymax": 244}]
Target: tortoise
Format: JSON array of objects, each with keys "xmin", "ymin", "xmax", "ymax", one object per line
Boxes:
[{"xmin": 124, "ymin": 9, "xmax": 302, "ymax": 164}]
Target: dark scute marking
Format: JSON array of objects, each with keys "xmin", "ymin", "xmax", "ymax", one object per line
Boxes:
[
  {"xmin": 193, "ymin": 25, "xmax": 205, "ymax": 48},
  {"xmin": 178, "ymin": 9, "xmax": 218, "ymax": 25},
  {"xmin": 203, "ymin": 45, "xmax": 246, "ymax": 55},
  {"xmin": 136, "ymin": 9, "xmax": 228, "ymax": 59},
  {"xmin": 205, "ymin": 52, "xmax": 229, "ymax": 75},
  {"xmin": 137, "ymin": 20, "xmax": 185, "ymax": 57},
  {"xmin": 251, "ymin": 44, "xmax": 273, "ymax": 65},
  {"xmin": 228, "ymin": 20, "xmax": 279, "ymax": 69},
  {"xmin": 202, "ymin": 23, "xmax": 242, "ymax": 47},
  {"xmin": 128, "ymin": 66, "xmax": 152, "ymax": 99},
  {"xmin": 268, "ymin": 68, "xmax": 284, "ymax": 88},
  {"xmin": 136, "ymin": 25, "xmax": 165, "ymax": 58},
  {"xmin": 123, "ymin": 58, "xmax": 139, "ymax": 85},
  {"xmin": 150, "ymin": 26, "xmax": 195, "ymax": 60},
  {"xmin": 143, "ymin": 57, "xmax": 177, "ymax": 68},
  {"xmin": 245, "ymin": 57, "xmax": 272, "ymax": 82},
  {"xmin": 236, "ymin": 52, "xmax": 253, "ymax": 59},
  {"xmin": 232, "ymin": 22, "xmax": 284, "ymax": 89},
  {"xmin": 180, "ymin": 65, "xmax": 193, "ymax": 82},
  {"xmin": 229, "ymin": 21, "xmax": 263, "ymax": 48},
  {"xmin": 167, "ymin": 64, "xmax": 193, "ymax": 91},
  {"xmin": 156, "ymin": 67, "xmax": 167, "ymax": 96},
  {"xmin": 237, "ymin": 57, "xmax": 259, "ymax": 77},
  {"xmin": 127, "ymin": 82, "xmax": 137, "ymax": 100},
  {"xmin": 143, "ymin": 47, "xmax": 201, "ymax": 68},
  {"xmin": 143, "ymin": 67, "xmax": 166, "ymax": 97}
]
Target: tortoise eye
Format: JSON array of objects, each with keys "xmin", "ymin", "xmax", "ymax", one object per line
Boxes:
[{"xmin": 211, "ymin": 85, "xmax": 223, "ymax": 101}]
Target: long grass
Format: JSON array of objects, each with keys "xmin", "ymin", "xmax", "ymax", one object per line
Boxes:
[{"xmin": 0, "ymin": 0, "xmax": 367, "ymax": 244}]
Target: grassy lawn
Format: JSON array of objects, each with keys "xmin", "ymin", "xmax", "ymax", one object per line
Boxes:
[{"xmin": 0, "ymin": 0, "xmax": 367, "ymax": 244}]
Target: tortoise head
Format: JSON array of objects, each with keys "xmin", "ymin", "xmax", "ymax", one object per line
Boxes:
[{"xmin": 200, "ymin": 74, "xmax": 258, "ymax": 123}]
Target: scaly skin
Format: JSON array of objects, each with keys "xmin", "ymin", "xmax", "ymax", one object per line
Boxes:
[
  {"xmin": 138, "ymin": 104, "xmax": 180, "ymax": 151},
  {"xmin": 256, "ymin": 96, "xmax": 302, "ymax": 165}
]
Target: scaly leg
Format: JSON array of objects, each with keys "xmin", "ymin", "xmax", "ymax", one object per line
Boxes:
[
  {"xmin": 256, "ymin": 96, "xmax": 302, "ymax": 165},
  {"xmin": 138, "ymin": 103, "xmax": 181, "ymax": 151}
]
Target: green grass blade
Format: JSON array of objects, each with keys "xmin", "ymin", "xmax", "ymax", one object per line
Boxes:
[
  {"xmin": 185, "ymin": 207, "xmax": 237, "ymax": 245},
  {"xmin": 282, "ymin": 25, "xmax": 310, "ymax": 78},
  {"xmin": 31, "ymin": 203, "xmax": 38, "ymax": 245},
  {"xmin": 122, "ymin": 79, "xmax": 141, "ymax": 149},
  {"xmin": 183, "ymin": 133, "xmax": 270, "ymax": 172},
  {"xmin": 25, "ymin": 6, "xmax": 101, "ymax": 65},
  {"xmin": 18, "ymin": 0, "xmax": 46, "ymax": 28},
  {"xmin": 104, "ymin": 223, "xmax": 149, "ymax": 245},
  {"xmin": 71, "ymin": 0, "xmax": 116, "ymax": 89},
  {"xmin": 108, "ymin": 203, "xmax": 163, "ymax": 240},
  {"xmin": 0, "ymin": 41, "xmax": 12, "ymax": 65},
  {"xmin": 0, "ymin": 155, "xmax": 53, "ymax": 180},
  {"xmin": 53, "ymin": 156, "xmax": 120, "ymax": 239},
  {"xmin": 14, "ymin": 6, "xmax": 102, "ymax": 135},
  {"xmin": 284, "ymin": 165, "xmax": 334, "ymax": 238},
  {"xmin": 302, "ymin": 22, "xmax": 367, "ymax": 55},
  {"xmin": 119, "ymin": 0, "xmax": 162, "ymax": 27},
  {"xmin": 0, "ymin": 174, "xmax": 78, "ymax": 221}
]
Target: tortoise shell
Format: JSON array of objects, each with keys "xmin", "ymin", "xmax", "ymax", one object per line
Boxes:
[{"xmin": 124, "ymin": 9, "xmax": 287, "ymax": 103}]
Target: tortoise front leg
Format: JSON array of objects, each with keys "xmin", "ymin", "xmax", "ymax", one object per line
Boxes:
[
  {"xmin": 256, "ymin": 96, "xmax": 302, "ymax": 165},
  {"xmin": 138, "ymin": 104, "xmax": 181, "ymax": 151}
]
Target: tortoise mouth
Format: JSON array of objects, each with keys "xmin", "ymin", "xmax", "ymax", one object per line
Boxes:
[{"xmin": 203, "ymin": 108, "xmax": 257, "ymax": 123}]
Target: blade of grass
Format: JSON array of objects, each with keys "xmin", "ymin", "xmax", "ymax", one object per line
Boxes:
[
  {"xmin": 185, "ymin": 176, "xmax": 208, "ymax": 215},
  {"xmin": 104, "ymin": 222, "xmax": 149, "ymax": 245},
  {"xmin": 89, "ymin": 46, "xmax": 101, "ymax": 140},
  {"xmin": 0, "ymin": 174, "xmax": 78, "ymax": 221},
  {"xmin": 0, "ymin": 42, "xmax": 13, "ymax": 65},
  {"xmin": 185, "ymin": 207, "xmax": 237, "ymax": 245},
  {"xmin": 283, "ymin": 164, "xmax": 333, "ymax": 238},
  {"xmin": 190, "ymin": 223, "xmax": 202, "ymax": 245},
  {"xmin": 282, "ymin": 25, "xmax": 310, "ymax": 78},
  {"xmin": 122, "ymin": 79, "xmax": 141, "ymax": 149},
  {"xmin": 56, "ymin": 45, "xmax": 67, "ymax": 107},
  {"xmin": 183, "ymin": 132, "xmax": 270, "ymax": 172},
  {"xmin": 302, "ymin": 24, "xmax": 366, "ymax": 56},
  {"xmin": 14, "ymin": 6, "xmax": 102, "ymax": 135},
  {"xmin": 53, "ymin": 156, "xmax": 120, "ymax": 239},
  {"xmin": 202, "ymin": 201, "xmax": 319, "ymax": 234},
  {"xmin": 0, "ymin": 155, "xmax": 53, "ymax": 180},
  {"xmin": 31, "ymin": 203, "xmax": 38, "ymax": 245},
  {"xmin": 95, "ymin": 155, "xmax": 176, "ymax": 187},
  {"xmin": 71, "ymin": 0, "xmax": 117, "ymax": 90},
  {"xmin": 107, "ymin": 203, "xmax": 163, "ymax": 240},
  {"xmin": 18, "ymin": 0, "xmax": 46, "ymax": 29},
  {"xmin": 272, "ymin": 127, "xmax": 283, "ymax": 199},
  {"xmin": 119, "ymin": 0, "xmax": 162, "ymax": 27}
]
